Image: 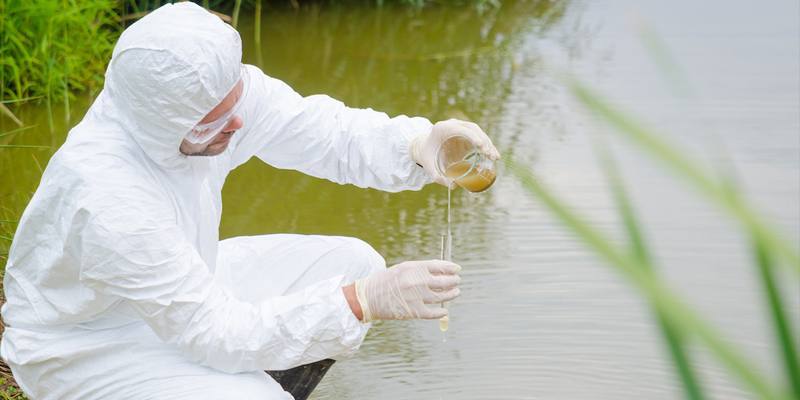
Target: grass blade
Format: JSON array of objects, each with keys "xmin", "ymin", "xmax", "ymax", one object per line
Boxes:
[
  {"xmin": 0, "ymin": 145, "xmax": 52, "ymax": 149},
  {"xmin": 0, "ymin": 96, "xmax": 43, "ymax": 104},
  {"xmin": 754, "ymin": 237, "xmax": 800, "ymax": 398},
  {"xmin": 599, "ymin": 147, "xmax": 706, "ymax": 400},
  {"xmin": 231, "ymin": 0, "xmax": 242, "ymax": 29},
  {"xmin": 254, "ymin": 0, "xmax": 263, "ymax": 66},
  {"xmin": 505, "ymin": 157, "xmax": 785, "ymax": 400},
  {"xmin": 636, "ymin": 21, "xmax": 693, "ymax": 98},
  {"xmin": 0, "ymin": 104, "xmax": 23, "ymax": 127},
  {"xmin": 570, "ymin": 80, "xmax": 800, "ymax": 273},
  {"xmin": 0, "ymin": 125, "xmax": 36, "ymax": 139}
]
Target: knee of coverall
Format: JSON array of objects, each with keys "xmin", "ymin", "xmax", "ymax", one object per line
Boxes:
[{"xmin": 337, "ymin": 237, "xmax": 386, "ymax": 282}]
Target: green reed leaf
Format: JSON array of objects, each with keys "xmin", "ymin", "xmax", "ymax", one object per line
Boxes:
[
  {"xmin": 506, "ymin": 157, "xmax": 785, "ymax": 400},
  {"xmin": 598, "ymin": 146, "xmax": 706, "ymax": 400},
  {"xmin": 569, "ymin": 80, "xmax": 800, "ymax": 274}
]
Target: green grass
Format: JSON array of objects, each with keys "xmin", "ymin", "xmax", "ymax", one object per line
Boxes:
[
  {"xmin": 0, "ymin": 377, "xmax": 25, "ymax": 400},
  {"xmin": 506, "ymin": 77, "xmax": 799, "ymax": 399},
  {"xmin": 3, "ymin": 0, "xmax": 505, "ymax": 113},
  {"xmin": 0, "ymin": 199, "xmax": 22, "ymax": 399},
  {"xmin": 1, "ymin": 0, "xmax": 119, "ymax": 122}
]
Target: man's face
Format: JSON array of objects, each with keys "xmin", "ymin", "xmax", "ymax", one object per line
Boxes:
[{"xmin": 179, "ymin": 80, "xmax": 244, "ymax": 157}]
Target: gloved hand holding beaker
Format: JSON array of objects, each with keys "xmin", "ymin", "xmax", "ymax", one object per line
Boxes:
[
  {"xmin": 352, "ymin": 260, "xmax": 461, "ymax": 321},
  {"xmin": 410, "ymin": 119, "xmax": 501, "ymax": 190}
]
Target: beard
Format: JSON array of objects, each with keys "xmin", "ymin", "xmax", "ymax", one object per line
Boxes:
[{"xmin": 183, "ymin": 146, "xmax": 226, "ymax": 157}]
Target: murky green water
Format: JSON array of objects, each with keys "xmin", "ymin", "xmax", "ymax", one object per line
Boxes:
[{"xmin": 2, "ymin": 0, "xmax": 799, "ymax": 398}]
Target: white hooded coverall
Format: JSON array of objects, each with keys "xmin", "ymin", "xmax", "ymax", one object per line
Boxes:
[{"xmin": 0, "ymin": 3, "xmax": 432, "ymax": 399}]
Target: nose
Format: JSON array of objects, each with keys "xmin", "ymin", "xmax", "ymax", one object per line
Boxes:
[{"xmin": 222, "ymin": 115, "xmax": 243, "ymax": 133}]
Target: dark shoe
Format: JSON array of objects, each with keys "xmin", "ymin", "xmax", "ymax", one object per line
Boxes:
[{"xmin": 265, "ymin": 359, "xmax": 336, "ymax": 400}]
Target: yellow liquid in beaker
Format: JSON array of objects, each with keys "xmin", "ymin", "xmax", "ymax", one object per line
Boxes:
[
  {"xmin": 444, "ymin": 160, "xmax": 496, "ymax": 193},
  {"xmin": 439, "ymin": 315, "xmax": 449, "ymax": 332}
]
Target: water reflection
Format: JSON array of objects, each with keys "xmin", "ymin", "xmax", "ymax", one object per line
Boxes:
[
  {"xmin": 2, "ymin": 0, "xmax": 797, "ymax": 398},
  {"xmin": 0, "ymin": 92, "xmax": 94, "ymax": 259},
  {"xmin": 225, "ymin": 2, "xmax": 573, "ymax": 399},
  {"xmin": 226, "ymin": 0, "xmax": 569, "ymax": 255},
  {"xmin": 238, "ymin": 1, "xmax": 568, "ymax": 119}
]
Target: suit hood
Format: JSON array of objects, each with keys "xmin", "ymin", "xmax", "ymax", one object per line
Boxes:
[{"xmin": 104, "ymin": 2, "xmax": 242, "ymax": 170}]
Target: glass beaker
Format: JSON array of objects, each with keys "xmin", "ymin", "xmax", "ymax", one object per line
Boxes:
[{"xmin": 435, "ymin": 135, "xmax": 497, "ymax": 192}]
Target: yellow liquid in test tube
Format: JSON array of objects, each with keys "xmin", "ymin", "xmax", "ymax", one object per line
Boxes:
[{"xmin": 439, "ymin": 315, "xmax": 449, "ymax": 331}]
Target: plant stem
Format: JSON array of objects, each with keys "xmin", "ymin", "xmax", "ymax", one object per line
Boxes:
[
  {"xmin": 0, "ymin": 145, "xmax": 52, "ymax": 149},
  {"xmin": 570, "ymin": 80, "xmax": 800, "ymax": 274},
  {"xmin": 599, "ymin": 147, "xmax": 705, "ymax": 400},
  {"xmin": 231, "ymin": 0, "xmax": 242, "ymax": 28},
  {"xmin": 506, "ymin": 157, "xmax": 784, "ymax": 400},
  {"xmin": 254, "ymin": 0, "xmax": 263, "ymax": 66},
  {"xmin": 754, "ymin": 237, "xmax": 800, "ymax": 399}
]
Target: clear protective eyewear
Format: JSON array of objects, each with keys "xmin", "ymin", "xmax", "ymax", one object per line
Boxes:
[{"xmin": 184, "ymin": 78, "xmax": 245, "ymax": 145}]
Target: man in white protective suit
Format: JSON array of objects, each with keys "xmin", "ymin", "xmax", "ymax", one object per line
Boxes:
[{"xmin": 0, "ymin": 3, "xmax": 500, "ymax": 399}]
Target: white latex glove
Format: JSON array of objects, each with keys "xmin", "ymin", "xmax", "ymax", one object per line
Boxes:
[
  {"xmin": 354, "ymin": 260, "xmax": 461, "ymax": 321},
  {"xmin": 410, "ymin": 119, "xmax": 501, "ymax": 187}
]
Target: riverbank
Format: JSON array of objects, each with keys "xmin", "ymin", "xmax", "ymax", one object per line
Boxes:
[{"xmin": 1, "ymin": 0, "xmax": 501, "ymax": 114}]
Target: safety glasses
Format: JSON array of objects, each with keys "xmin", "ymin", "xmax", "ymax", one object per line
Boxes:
[{"xmin": 184, "ymin": 80, "xmax": 244, "ymax": 145}]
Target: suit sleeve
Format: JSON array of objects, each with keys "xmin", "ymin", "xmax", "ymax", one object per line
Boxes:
[{"xmin": 228, "ymin": 65, "xmax": 433, "ymax": 192}]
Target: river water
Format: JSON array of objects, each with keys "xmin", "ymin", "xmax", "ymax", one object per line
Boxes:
[{"xmin": 1, "ymin": 0, "xmax": 798, "ymax": 399}]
